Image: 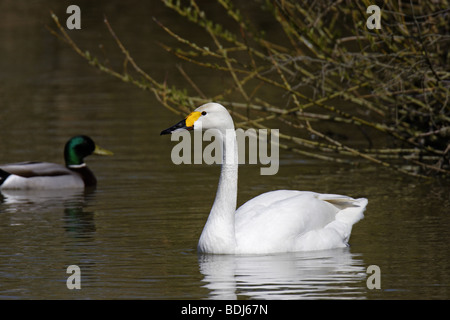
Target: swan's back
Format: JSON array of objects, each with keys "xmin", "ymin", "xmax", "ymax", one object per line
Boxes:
[{"xmin": 234, "ymin": 190, "xmax": 366, "ymax": 254}]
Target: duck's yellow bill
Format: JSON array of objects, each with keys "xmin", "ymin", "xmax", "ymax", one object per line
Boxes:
[{"xmin": 93, "ymin": 145, "xmax": 114, "ymax": 156}]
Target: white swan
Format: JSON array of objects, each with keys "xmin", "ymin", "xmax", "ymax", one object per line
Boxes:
[{"xmin": 161, "ymin": 102, "xmax": 367, "ymax": 254}]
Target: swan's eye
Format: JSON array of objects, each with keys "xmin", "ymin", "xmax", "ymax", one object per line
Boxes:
[{"xmin": 202, "ymin": 111, "xmax": 207, "ymax": 116}]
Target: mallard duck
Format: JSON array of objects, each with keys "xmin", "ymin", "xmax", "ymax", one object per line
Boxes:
[
  {"xmin": 0, "ymin": 135, "xmax": 113, "ymax": 190},
  {"xmin": 161, "ymin": 103, "xmax": 367, "ymax": 254}
]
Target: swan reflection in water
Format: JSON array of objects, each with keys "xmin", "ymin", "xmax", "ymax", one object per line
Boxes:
[{"xmin": 198, "ymin": 248, "xmax": 367, "ymax": 300}]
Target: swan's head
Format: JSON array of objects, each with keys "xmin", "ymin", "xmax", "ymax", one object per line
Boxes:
[{"xmin": 160, "ymin": 102, "xmax": 234, "ymax": 135}]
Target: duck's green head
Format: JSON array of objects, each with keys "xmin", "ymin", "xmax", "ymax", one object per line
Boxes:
[{"xmin": 64, "ymin": 135, "xmax": 113, "ymax": 167}]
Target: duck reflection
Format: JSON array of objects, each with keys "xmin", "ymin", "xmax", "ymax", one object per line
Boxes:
[
  {"xmin": 1, "ymin": 188, "xmax": 96, "ymax": 239},
  {"xmin": 199, "ymin": 248, "xmax": 367, "ymax": 300},
  {"xmin": 63, "ymin": 206, "xmax": 96, "ymax": 238}
]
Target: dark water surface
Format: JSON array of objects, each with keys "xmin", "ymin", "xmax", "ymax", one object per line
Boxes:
[{"xmin": 0, "ymin": 1, "xmax": 449, "ymax": 300}]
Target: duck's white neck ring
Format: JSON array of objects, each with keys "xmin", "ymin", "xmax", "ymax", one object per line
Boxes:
[{"xmin": 68, "ymin": 163, "xmax": 87, "ymax": 169}]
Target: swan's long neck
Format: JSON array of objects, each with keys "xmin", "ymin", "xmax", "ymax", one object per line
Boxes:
[{"xmin": 198, "ymin": 128, "xmax": 238, "ymax": 254}]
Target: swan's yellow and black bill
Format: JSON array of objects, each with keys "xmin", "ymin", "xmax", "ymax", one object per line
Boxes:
[
  {"xmin": 160, "ymin": 111, "xmax": 202, "ymax": 135},
  {"xmin": 93, "ymin": 145, "xmax": 114, "ymax": 156}
]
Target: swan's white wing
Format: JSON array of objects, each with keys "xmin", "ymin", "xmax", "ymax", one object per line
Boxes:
[{"xmin": 234, "ymin": 190, "xmax": 366, "ymax": 254}]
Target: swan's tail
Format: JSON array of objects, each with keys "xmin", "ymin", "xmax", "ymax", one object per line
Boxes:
[
  {"xmin": 294, "ymin": 195, "xmax": 367, "ymax": 251},
  {"xmin": 325, "ymin": 196, "xmax": 367, "ymax": 244}
]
